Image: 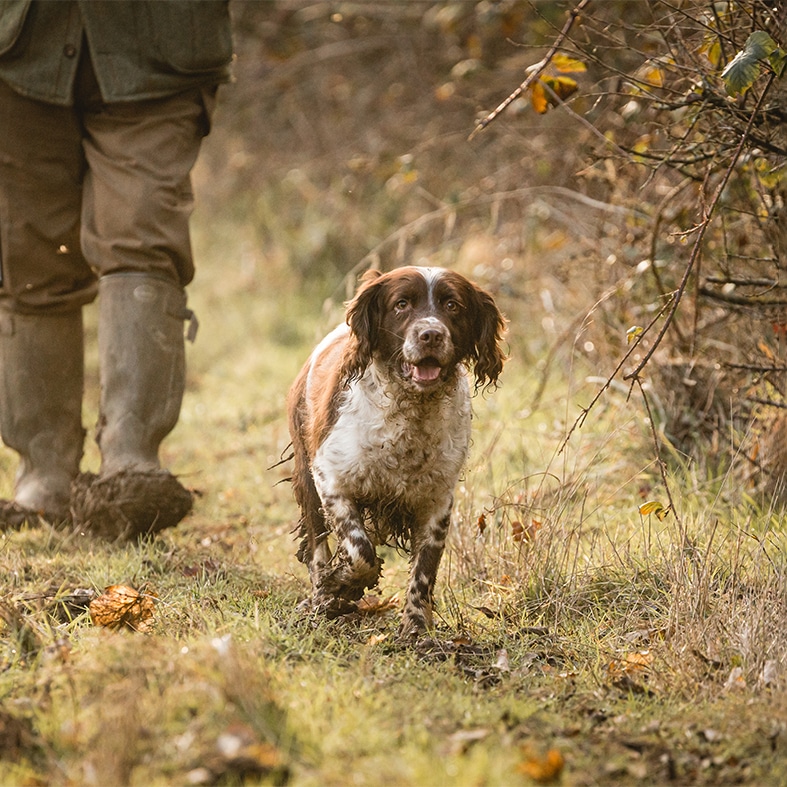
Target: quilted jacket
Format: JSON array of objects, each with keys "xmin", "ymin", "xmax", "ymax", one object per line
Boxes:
[{"xmin": 0, "ymin": 0, "xmax": 233, "ymax": 105}]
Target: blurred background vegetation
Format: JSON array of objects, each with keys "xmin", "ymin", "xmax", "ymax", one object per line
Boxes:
[{"xmin": 195, "ymin": 0, "xmax": 787, "ymax": 506}]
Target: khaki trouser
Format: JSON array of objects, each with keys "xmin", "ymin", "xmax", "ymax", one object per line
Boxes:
[{"xmin": 0, "ymin": 50, "xmax": 215, "ymax": 314}]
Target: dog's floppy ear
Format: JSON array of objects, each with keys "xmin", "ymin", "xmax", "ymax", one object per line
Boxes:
[
  {"xmin": 341, "ymin": 269, "xmax": 384, "ymax": 382},
  {"xmin": 469, "ymin": 284, "xmax": 506, "ymax": 391}
]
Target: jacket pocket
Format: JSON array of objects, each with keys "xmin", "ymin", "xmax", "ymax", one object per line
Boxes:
[{"xmin": 0, "ymin": 0, "xmax": 32, "ymax": 57}]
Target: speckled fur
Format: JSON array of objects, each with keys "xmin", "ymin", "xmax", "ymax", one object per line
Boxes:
[{"xmin": 288, "ymin": 266, "xmax": 505, "ymax": 636}]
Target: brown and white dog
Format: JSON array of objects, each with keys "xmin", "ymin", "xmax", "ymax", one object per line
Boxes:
[{"xmin": 287, "ymin": 266, "xmax": 506, "ymax": 636}]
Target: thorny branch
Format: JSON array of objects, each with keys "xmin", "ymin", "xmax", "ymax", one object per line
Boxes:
[{"xmin": 623, "ymin": 70, "xmax": 777, "ymax": 381}]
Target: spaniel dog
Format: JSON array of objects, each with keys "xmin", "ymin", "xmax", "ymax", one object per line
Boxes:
[{"xmin": 288, "ymin": 266, "xmax": 505, "ymax": 637}]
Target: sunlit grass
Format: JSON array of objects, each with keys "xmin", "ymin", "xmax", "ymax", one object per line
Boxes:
[{"xmin": 1, "ymin": 211, "xmax": 787, "ymax": 785}]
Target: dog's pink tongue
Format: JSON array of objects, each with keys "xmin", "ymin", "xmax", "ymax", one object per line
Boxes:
[{"xmin": 414, "ymin": 364, "xmax": 441, "ymax": 382}]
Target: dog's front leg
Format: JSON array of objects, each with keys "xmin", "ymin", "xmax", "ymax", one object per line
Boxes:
[
  {"xmin": 399, "ymin": 507, "xmax": 452, "ymax": 638},
  {"xmin": 312, "ymin": 489, "xmax": 382, "ymax": 611}
]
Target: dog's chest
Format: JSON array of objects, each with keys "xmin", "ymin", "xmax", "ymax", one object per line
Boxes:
[{"xmin": 313, "ymin": 377, "xmax": 471, "ymax": 503}]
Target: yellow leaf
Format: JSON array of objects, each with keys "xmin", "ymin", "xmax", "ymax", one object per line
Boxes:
[
  {"xmin": 632, "ymin": 135, "xmax": 651, "ymax": 155},
  {"xmin": 700, "ymin": 38, "xmax": 722, "ymax": 68},
  {"xmin": 638, "ymin": 500, "xmax": 670, "ymax": 520},
  {"xmin": 643, "ymin": 66, "xmax": 664, "ymax": 87},
  {"xmin": 626, "ymin": 325, "xmax": 643, "ymax": 344},
  {"xmin": 624, "ymin": 649, "xmax": 653, "ymax": 671},
  {"xmin": 551, "ymin": 53, "xmax": 587, "ymax": 73},
  {"xmin": 607, "ymin": 649, "xmax": 654, "ymax": 679},
  {"xmin": 541, "ymin": 74, "xmax": 578, "ymax": 103}
]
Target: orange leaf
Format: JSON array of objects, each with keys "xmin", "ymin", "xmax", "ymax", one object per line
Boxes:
[
  {"xmin": 517, "ymin": 747, "xmax": 565, "ymax": 783},
  {"xmin": 356, "ymin": 594, "xmax": 399, "ymax": 615},
  {"xmin": 608, "ymin": 649, "xmax": 653, "ymax": 679},
  {"xmin": 529, "ymin": 80, "xmax": 549, "ymax": 114},
  {"xmin": 89, "ymin": 584, "xmax": 156, "ymax": 633}
]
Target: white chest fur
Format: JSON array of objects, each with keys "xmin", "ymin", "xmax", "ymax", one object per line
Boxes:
[{"xmin": 312, "ymin": 364, "xmax": 472, "ymax": 509}]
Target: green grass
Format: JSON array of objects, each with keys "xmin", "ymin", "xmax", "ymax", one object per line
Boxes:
[{"xmin": 2, "ymin": 214, "xmax": 787, "ymax": 786}]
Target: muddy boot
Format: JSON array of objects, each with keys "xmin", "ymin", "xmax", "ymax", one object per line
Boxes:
[
  {"xmin": 0, "ymin": 309, "xmax": 84, "ymax": 528},
  {"xmin": 70, "ymin": 273, "xmax": 193, "ymax": 539}
]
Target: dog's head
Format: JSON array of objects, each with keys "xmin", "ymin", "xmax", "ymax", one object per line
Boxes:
[{"xmin": 341, "ymin": 266, "xmax": 506, "ymax": 392}]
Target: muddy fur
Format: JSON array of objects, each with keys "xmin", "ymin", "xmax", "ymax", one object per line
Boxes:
[{"xmin": 288, "ymin": 267, "xmax": 506, "ymax": 636}]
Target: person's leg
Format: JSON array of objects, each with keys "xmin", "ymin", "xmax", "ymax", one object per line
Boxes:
[
  {"xmin": 70, "ymin": 79, "xmax": 214, "ymax": 538},
  {"xmin": 0, "ymin": 78, "xmax": 94, "ymax": 526}
]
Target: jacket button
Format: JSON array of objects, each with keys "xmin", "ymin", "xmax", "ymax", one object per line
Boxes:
[{"xmin": 64, "ymin": 44, "xmax": 77, "ymax": 58}]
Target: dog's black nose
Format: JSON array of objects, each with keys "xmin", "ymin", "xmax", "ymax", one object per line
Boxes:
[{"xmin": 419, "ymin": 328, "xmax": 445, "ymax": 346}]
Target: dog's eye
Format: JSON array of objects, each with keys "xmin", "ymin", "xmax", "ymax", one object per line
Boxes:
[
  {"xmin": 445, "ymin": 299, "xmax": 460, "ymax": 312},
  {"xmin": 394, "ymin": 298, "xmax": 409, "ymax": 312}
]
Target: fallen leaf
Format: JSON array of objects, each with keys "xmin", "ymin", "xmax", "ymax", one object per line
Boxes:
[
  {"xmin": 517, "ymin": 747, "xmax": 565, "ymax": 783},
  {"xmin": 182, "ymin": 559, "xmax": 223, "ymax": 578},
  {"xmin": 759, "ymin": 659, "xmax": 778, "ymax": 688},
  {"xmin": 724, "ymin": 666, "xmax": 747, "ymax": 691},
  {"xmin": 494, "ymin": 648, "xmax": 510, "ymax": 672},
  {"xmin": 445, "ymin": 727, "xmax": 490, "ymax": 755},
  {"xmin": 608, "ymin": 649, "xmax": 653, "ymax": 678},
  {"xmin": 89, "ymin": 584, "xmax": 156, "ymax": 633},
  {"xmin": 607, "ymin": 650, "xmax": 655, "ymax": 695},
  {"xmin": 356, "ymin": 594, "xmax": 399, "ymax": 615}
]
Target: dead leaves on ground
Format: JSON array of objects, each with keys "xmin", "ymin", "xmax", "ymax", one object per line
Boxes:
[
  {"xmin": 186, "ymin": 722, "xmax": 287, "ymax": 786},
  {"xmin": 517, "ymin": 746, "xmax": 566, "ymax": 783},
  {"xmin": 356, "ymin": 593, "xmax": 399, "ymax": 616},
  {"xmin": 607, "ymin": 649, "xmax": 655, "ymax": 695},
  {"xmin": 89, "ymin": 584, "xmax": 156, "ymax": 633}
]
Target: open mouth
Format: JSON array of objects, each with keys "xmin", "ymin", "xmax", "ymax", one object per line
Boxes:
[{"xmin": 402, "ymin": 359, "xmax": 443, "ymax": 386}]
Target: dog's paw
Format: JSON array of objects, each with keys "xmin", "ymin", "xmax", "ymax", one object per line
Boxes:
[
  {"xmin": 397, "ymin": 610, "xmax": 430, "ymax": 642},
  {"xmin": 310, "ymin": 593, "xmax": 359, "ymax": 620},
  {"xmin": 318, "ymin": 546, "xmax": 382, "ymax": 600}
]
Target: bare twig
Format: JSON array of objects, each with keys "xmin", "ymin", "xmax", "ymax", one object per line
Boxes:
[
  {"xmin": 557, "ymin": 292, "xmax": 675, "ymax": 457},
  {"xmin": 468, "ymin": 0, "xmax": 592, "ymax": 140},
  {"xmin": 623, "ymin": 70, "xmax": 777, "ymax": 381}
]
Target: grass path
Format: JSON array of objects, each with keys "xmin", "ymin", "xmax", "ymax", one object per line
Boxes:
[{"xmin": 1, "ymin": 218, "xmax": 787, "ymax": 785}]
